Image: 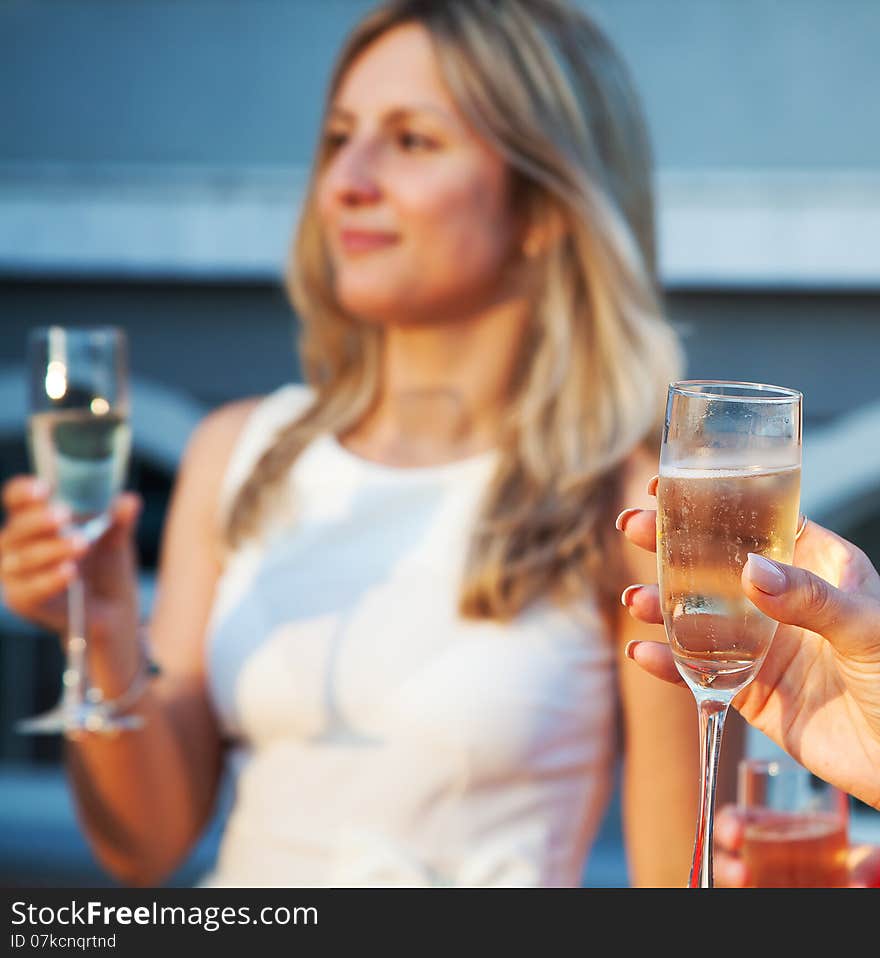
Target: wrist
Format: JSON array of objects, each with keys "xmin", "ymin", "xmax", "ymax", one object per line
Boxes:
[
  {"xmin": 83, "ymin": 616, "xmax": 145, "ymax": 700},
  {"xmin": 85, "ymin": 623, "xmax": 161, "ymax": 716}
]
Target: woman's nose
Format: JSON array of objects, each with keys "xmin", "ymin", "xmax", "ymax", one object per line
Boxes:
[{"xmin": 326, "ymin": 141, "xmax": 383, "ymax": 207}]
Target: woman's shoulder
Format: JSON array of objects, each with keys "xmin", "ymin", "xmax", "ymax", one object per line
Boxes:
[
  {"xmin": 185, "ymin": 396, "xmax": 263, "ymax": 466},
  {"xmin": 178, "ymin": 383, "xmax": 312, "ymax": 486},
  {"xmin": 186, "ymin": 384, "xmax": 317, "ymax": 533},
  {"xmin": 189, "ymin": 384, "xmax": 314, "ymax": 458}
]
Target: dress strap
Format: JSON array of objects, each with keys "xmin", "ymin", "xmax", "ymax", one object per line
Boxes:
[{"xmin": 216, "ymin": 382, "xmax": 314, "ymax": 534}]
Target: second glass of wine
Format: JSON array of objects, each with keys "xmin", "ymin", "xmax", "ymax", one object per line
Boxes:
[
  {"xmin": 17, "ymin": 325, "xmax": 141, "ymax": 737},
  {"xmin": 656, "ymin": 380, "xmax": 802, "ymax": 887}
]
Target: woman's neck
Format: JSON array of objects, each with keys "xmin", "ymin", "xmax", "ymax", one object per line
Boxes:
[{"xmin": 341, "ymin": 297, "xmax": 531, "ymax": 466}]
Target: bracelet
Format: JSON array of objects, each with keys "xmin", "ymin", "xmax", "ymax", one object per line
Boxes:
[{"xmin": 88, "ymin": 623, "xmax": 162, "ymax": 717}]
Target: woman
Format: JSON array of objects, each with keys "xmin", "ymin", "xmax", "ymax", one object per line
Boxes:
[{"xmin": 0, "ymin": 0, "xmax": 731, "ymax": 887}]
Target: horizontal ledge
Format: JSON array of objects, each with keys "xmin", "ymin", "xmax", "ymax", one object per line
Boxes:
[
  {"xmin": 1, "ymin": 164, "xmax": 879, "ymax": 288},
  {"xmin": 658, "ymin": 170, "xmax": 880, "ymax": 290}
]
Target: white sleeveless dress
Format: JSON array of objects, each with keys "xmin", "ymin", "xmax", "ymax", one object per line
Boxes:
[{"xmin": 199, "ymin": 384, "xmax": 618, "ymax": 887}]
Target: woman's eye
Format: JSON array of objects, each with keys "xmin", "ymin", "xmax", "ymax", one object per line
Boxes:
[
  {"xmin": 324, "ymin": 131, "xmax": 349, "ymax": 152},
  {"xmin": 397, "ymin": 131, "xmax": 437, "ymax": 151}
]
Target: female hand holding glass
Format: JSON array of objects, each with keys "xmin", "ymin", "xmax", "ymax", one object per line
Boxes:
[
  {"xmin": 0, "ymin": 327, "xmax": 145, "ymax": 736},
  {"xmin": 617, "ymin": 473, "xmax": 880, "ymax": 886}
]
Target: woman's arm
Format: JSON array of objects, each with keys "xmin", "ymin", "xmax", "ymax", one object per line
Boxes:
[
  {"xmin": 614, "ymin": 448, "xmax": 746, "ymax": 887},
  {"xmin": 64, "ymin": 398, "xmax": 260, "ymax": 886}
]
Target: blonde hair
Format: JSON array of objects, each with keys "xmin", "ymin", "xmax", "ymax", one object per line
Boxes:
[{"xmin": 226, "ymin": 0, "xmax": 683, "ymax": 620}]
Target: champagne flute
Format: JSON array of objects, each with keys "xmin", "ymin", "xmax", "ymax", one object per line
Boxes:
[
  {"xmin": 656, "ymin": 380, "xmax": 802, "ymax": 887},
  {"xmin": 16, "ymin": 326, "xmax": 141, "ymax": 736}
]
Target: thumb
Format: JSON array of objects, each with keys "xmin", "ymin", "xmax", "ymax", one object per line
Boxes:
[
  {"xmin": 742, "ymin": 552, "xmax": 873, "ymax": 653},
  {"xmin": 101, "ymin": 492, "xmax": 143, "ymax": 545},
  {"xmin": 115, "ymin": 492, "xmax": 143, "ymax": 527}
]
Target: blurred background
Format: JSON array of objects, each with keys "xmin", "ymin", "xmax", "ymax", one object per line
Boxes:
[{"xmin": 1, "ymin": 0, "xmax": 878, "ymax": 887}]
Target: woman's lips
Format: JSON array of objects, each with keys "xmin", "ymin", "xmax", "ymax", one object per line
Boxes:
[{"xmin": 338, "ymin": 229, "xmax": 399, "ymax": 254}]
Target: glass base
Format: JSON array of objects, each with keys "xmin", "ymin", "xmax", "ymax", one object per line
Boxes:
[{"xmin": 16, "ymin": 702, "xmax": 143, "ymax": 738}]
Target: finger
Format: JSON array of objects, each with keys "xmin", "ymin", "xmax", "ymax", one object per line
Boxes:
[
  {"xmin": 715, "ymin": 804, "xmax": 747, "ymax": 851},
  {"xmin": 1, "ymin": 475, "xmax": 50, "ymax": 512},
  {"xmin": 96, "ymin": 493, "xmax": 143, "ymax": 546},
  {"xmin": 616, "ymin": 508, "xmax": 658, "ymax": 553},
  {"xmin": 114, "ymin": 492, "xmax": 143, "ymax": 528},
  {"xmin": 793, "ymin": 516, "xmax": 849, "ymax": 561},
  {"xmin": 713, "ymin": 850, "xmax": 749, "ymax": 887},
  {"xmin": 1, "ymin": 561, "xmax": 77, "ymax": 611},
  {"xmin": 848, "ymin": 845, "xmax": 880, "ymax": 888},
  {"xmin": 743, "ymin": 553, "xmax": 880, "ymax": 653},
  {"xmin": 1, "ymin": 534, "xmax": 88, "ymax": 577},
  {"xmin": 621, "ymin": 583, "xmax": 662, "ymax": 623},
  {"xmin": 624, "ymin": 639, "xmax": 684, "ymax": 686},
  {"xmin": 0, "ymin": 502, "xmax": 73, "ymax": 550},
  {"xmin": 794, "ymin": 519, "xmax": 880, "ymax": 597},
  {"xmin": 712, "ymin": 805, "xmax": 749, "ymax": 886}
]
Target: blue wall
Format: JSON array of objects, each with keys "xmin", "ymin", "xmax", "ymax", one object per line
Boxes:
[{"xmin": 2, "ymin": 0, "xmax": 879, "ymax": 170}]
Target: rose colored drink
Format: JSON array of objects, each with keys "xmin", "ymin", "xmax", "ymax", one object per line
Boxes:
[{"xmin": 742, "ymin": 812, "xmax": 848, "ymax": 888}]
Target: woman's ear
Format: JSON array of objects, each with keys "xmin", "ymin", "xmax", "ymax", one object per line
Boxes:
[{"xmin": 520, "ymin": 207, "xmax": 568, "ymax": 259}]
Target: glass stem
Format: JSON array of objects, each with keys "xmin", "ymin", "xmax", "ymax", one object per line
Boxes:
[
  {"xmin": 688, "ymin": 694, "xmax": 730, "ymax": 888},
  {"xmin": 61, "ymin": 575, "xmax": 89, "ymax": 713}
]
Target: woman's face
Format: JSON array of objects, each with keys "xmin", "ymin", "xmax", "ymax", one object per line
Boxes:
[{"xmin": 316, "ymin": 23, "xmax": 520, "ymax": 325}]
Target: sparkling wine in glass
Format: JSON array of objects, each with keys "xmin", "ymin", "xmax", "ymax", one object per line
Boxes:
[
  {"xmin": 17, "ymin": 326, "xmax": 141, "ymax": 736},
  {"xmin": 656, "ymin": 380, "xmax": 802, "ymax": 887}
]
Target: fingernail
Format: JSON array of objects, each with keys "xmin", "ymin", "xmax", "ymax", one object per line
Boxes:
[
  {"xmin": 647, "ymin": 475, "xmax": 659, "ymax": 496},
  {"xmin": 624, "ymin": 640, "xmax": 639, "ymax": 660},
  {"xmin": 620, "ymin": 584, "xmax": 644, "ymax": 607},
  {"xmin": 30, "ymin": 478, "xmax": 50, "ymax": 498},
  {"xmin": 615, "ymin": 508, "xmax": 641, "ymax": 532},
  {"xmin": 51, "ymin": 504, "xmax": 73, "ymax": 526},
  {"xmin": 58, "ymin": 561, "xmax": 77, "ymax": 579},
  {"xmin": 745, "ymin": 553, "xmax": 788, "ymax": 595},
  {"xmin": 69, "ymin": 534, "xmax": 89, "ymax": 554}
]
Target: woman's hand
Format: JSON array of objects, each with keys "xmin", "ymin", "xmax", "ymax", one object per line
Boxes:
[
  {"xmin": 712, "ymin": 804, "xmax": 880, "ymax": 888},
  {"xmin": 616, "ymin": 485, "xmax": 880, "ymax": 812},
  {"xmin": 0, "ymin": 475, "xmax": 143, "ymax": 648}
]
